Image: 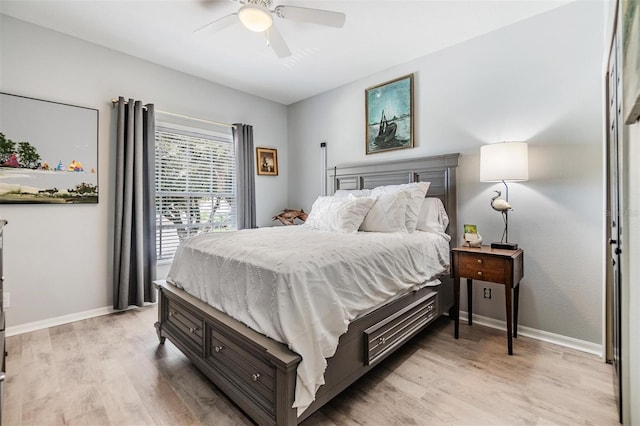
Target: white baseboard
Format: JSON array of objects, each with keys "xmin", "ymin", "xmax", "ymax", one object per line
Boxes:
[
  {"xmin": 6, "ymin": 306, "xmax": 115, "ymax": 337},
  {"xmin": 457, "ymin": 311, "xmax": 603, "ymax": 357},
  {"xmin": 6, "ymin": 306, "xmax": 603, "ymax": 358}
]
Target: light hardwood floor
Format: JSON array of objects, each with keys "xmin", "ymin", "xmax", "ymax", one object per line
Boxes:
[{"xmin": 4, "ymin": 306, "xmax": 618, "ymax": 425}]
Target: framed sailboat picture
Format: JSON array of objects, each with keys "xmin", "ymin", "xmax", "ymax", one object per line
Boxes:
[{"xmin": 365, "ymin": 74, "xmax": 414, "ymax": 154}]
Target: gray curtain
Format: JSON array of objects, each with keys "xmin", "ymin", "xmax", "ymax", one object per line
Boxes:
[
  {"xmin": 113, "ymin": 97, "xmax": 157, "ymax": 309},
  {"xmin": 233, "ymin": 124, "xmax": 256, "ymax": 229}
]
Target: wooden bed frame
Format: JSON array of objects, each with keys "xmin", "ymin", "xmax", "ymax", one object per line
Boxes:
[{"xmin": 154, "ymin": 153, "xmax": 459, "ymax": 425}]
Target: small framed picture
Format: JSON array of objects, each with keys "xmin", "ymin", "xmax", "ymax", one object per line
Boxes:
[
  {"xmin": 463, "ymin": 224, "xmax": 478, "ymax": 234},
  {"xmin": 463, "ymin": 224, "xmax": 482, "ymax": 247},
  {"xmin": 256, "ymin": 147, "xmax": 278, "ymax": 176}
]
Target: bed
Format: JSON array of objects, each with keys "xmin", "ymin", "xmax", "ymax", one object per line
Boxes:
[{"xmin": 154, "ymin": 153, "xmax": 459, "ymax": 425}]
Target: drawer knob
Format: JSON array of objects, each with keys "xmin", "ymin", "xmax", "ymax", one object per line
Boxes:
[
  {"xmin": 189, "ymin": 327, "xmax": 200, "ymax": 333},
  {"xmin": 168, "ymin": 311, "xmax": 177, "ymax": 317},
  {"xmin": 477, "ymin": 259, "xmax": 483, "ymax": 265},
  {"xmin": 214, "ymin": 346, "xmax": 224, "ymax": 353},
  {"xmin": 378, "ymin": 337, "xmax": 387, "ymax": 345},
  {"xmin": 477, "ymin": 271, "xmax": 483, "ymax": 277},
  {"xmin": 252, "ymin": 373, "xmax": 261, "ymax": 382}
]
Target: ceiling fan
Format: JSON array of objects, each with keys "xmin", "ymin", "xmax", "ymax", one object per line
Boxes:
[{"xmin": 195, "ymin": 0, "xmax": 346, "ymax": 58}]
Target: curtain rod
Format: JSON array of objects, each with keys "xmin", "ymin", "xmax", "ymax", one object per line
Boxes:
[{"xmin": 111, "ymin": 98, "xmax": 233, "ymax": 128}]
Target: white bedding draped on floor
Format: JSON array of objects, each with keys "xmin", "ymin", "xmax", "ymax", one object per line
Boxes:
[{"xmin": 166, "ymin": 225, "xmax": 450, "ymax": 414}]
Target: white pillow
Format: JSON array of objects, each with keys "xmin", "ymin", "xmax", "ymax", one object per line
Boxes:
[
  {"xmin": 371, "ymin": 181, "xmax": 431, "ymax": 232},
  {"xmin": 333, "ymin": 189, "xmax": 372, "ymax": 198},
  {"xmin": 305, "ymin": 195, "xmax": 376, "ymax": 233},
  {"xmin": 416, "ymin": 197, "xmax": 450, "ymax": 235},
  {"xmin": 360, "ymin": 190, "xmax": 409, "ymax": 233}
]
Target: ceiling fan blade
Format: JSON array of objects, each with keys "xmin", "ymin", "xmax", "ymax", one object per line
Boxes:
[
  {"xmin": 274, "ymin": 5, "xmax": 345, "ymax": 28},
  {"xmin": 194, "ymin": 13, "xmax": 238, "ymax": 34},
  {"xmin": 264, "ymin": 24, "xmax": 291, "ymax": 58}
]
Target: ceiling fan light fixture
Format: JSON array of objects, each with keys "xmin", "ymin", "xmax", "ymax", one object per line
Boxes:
[{"xmin": 239, "ymin": 4, "xmax": 273, "ymax": 32}]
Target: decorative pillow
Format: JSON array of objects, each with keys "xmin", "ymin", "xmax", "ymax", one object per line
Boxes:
[
  {"xmin": 359, "ymin": 190, "xmax": 409, "ymax": 233},
  {"xmin": 360, "ymin": 191, "xmax": 408, "ymax": 233},
  {"xmin": 305, "ymin": 195, "xmax": 376, "ymax": 233},
  {"xmin": 333, "ymin": 189, "xmax": 372, "ymax": 198},
  {"xmin": 371, "ymin": 181, "xmax": 431, "ymax": 232},
  {"xmin": 416, "ymin": 197, "xmax": 450, "ymax": 236}
]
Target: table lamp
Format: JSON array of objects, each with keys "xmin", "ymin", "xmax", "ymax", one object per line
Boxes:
[{"xmin": 480, "ymin": 142, "xmax": 528, "ymax": 250}]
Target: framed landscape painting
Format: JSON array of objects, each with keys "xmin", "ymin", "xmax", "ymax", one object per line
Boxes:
[
  {"xmin": 0, "ymin": 93, "xmax": 99, "ymax": 204},
  {"xmin": 365, "ymin": 74, "xmax": 414, "ymax": 154}
]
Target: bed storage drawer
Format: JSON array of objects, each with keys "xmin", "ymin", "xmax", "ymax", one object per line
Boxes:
[
  {"xmin": 155, "ymin": 281, "xmax": 301, "ymax": 426},
  {"xmin": 364, "ymin": 290, "xmax": 438, "ymax": 365},
  {"xmin": 207, "ymin": 326, "xmax": 276, "ymax": 415},
  {"xmin": 165, "ymin": 298, "xmax": 204, "ymax": 352}
]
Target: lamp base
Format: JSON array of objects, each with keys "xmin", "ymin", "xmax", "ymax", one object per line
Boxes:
[{"xmin": 490, "ymin": 242, "xmax": 518, "ymax": 250}]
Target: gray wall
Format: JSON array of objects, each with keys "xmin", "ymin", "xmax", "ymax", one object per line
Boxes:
[
  {"xmin": 288, "ymin": 2, "xmax": 605, "ymax": 344},
  {"xmin": 0, "ymin": 2, "xmax": 611, "ymax": 350},
  {"xmin": 0, "ymin": 15, "xmax": 289, "ymax": 328}
]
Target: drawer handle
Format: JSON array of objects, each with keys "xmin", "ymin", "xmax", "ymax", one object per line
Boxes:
[
  {"xmin": 168, "ymin": 311, "xmax": 177, "ymax": 317},
  {"xmin": 252, "ymin": 373, "xmax": 261, "ymax": 382},
  {"xmin": 214, "ymin": 345, "xmax": 224, "ymax": 353},
  {"xmin": 378, "ymin": 337, "xmax": 387, "ymax": 345},
  {"xmin": 189, "ymin": 327, "xmax": 200, "ymax": 333},
  {"xmin": 477, "ymin": 259, "xmax": 483, "ymax": 265},
  {"xmin": 477, "ymin": 271, "xmax": 483, "ymax": 277},
  {"xmin": 426, "ymin": 305, "xmax": 434, "ymax": 312}
]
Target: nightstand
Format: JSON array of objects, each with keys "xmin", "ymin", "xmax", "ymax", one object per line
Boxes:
[{"xmin": 451, "ymin": 245, "xmax": 524, "ymax": 355}]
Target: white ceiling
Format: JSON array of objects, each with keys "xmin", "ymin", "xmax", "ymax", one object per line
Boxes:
[{"xmin": 0, "ymin": 0, "xmax": 571, "ymax": 105}]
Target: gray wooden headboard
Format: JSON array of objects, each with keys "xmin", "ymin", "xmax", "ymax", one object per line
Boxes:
[{"xmin": 329, "ymin": 153, "xmax": 460, "ymax": 248}]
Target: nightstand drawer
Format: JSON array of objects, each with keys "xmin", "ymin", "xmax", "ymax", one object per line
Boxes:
[
  {"xmin": 458, "ymin": 265, "xmax": 506, "ymax": 283},
  {"xmin": 457, "ymin": 252, "xmax": 506, "ymax": 283}
]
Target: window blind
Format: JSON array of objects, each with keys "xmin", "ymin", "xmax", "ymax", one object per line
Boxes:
[{"xmin": 155, "ymin": 125, "xmax": 236, "ymax": 261}]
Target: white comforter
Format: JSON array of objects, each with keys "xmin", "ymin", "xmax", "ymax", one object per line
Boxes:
[{"xmin": 166, "ymin": 225, "xmax": 450, "ymax": 414}]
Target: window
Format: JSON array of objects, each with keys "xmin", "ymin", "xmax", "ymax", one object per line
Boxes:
[{"xmin": 155, "ymin": 124, "xmax": 236, "ymax": 261}]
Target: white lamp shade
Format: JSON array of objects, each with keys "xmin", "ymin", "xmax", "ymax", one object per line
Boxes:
[
  {"xmin": 238, "ymin": 4, "xmax": 273, "ymax": 32},
  {"xmin": 480, "ymin": 142, "xmax": 529, "ymax": 182}
]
